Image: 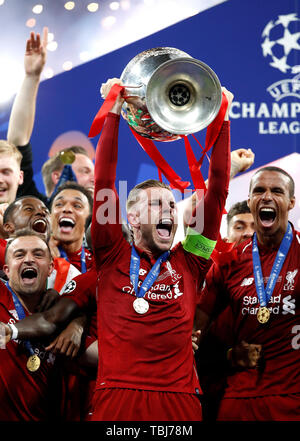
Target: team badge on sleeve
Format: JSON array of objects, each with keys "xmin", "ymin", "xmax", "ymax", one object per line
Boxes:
[{"xmin": 63, "ymin": 280, "xmax": 77, "ymax": 294}]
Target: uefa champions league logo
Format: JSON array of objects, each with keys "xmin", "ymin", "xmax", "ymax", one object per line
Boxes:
[
  {"xmin": 261, "ymin": 13, "xmax": 300, "ymax": 101},
  {"xmin": 261, "ymin": 13, "xmax": 300, "ymax": 74}
]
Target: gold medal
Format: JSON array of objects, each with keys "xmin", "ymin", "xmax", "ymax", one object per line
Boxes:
[
  {"xmin": 257, "ymin": 306, "xmax": 270, "ymax": 324},
  {"xmin": 59, "ymin": 150, "xmax": 76, "ymax": 165},
  {"xmin": 27, "ymin": 354, "xmax": 41, "ymax": 372}
]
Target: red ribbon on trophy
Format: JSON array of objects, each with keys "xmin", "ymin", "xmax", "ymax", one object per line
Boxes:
[
  {"xmin": 88, "ymin": 83, "xmax": 124, "ymax": 138},
  {"xmin": 88, "ymin": 84, "xmax": 228, "ymax": 196},
  {"xmin": 88, "ymin": 83, "xmax": 234, "ymax": 258}
]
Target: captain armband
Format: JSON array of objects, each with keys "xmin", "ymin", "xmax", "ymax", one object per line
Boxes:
[{"xmin": 182, "ymin": 227, "xmax": 217, "ymax": 259}]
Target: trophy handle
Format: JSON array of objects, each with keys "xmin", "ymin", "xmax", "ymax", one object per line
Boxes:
[{"xmin": 123, "ymin": 84, "xmax": 143, "ymax": 100}]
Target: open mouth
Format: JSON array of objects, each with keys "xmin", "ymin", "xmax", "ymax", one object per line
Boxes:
[
  {"xmin": 59, "ymin": 217, "xmax": 75, "ymax": 233},
  {"xmin": 259, "ymin": 207, "xmax": 276, "ymax": 227},
  {"xmin": 32, "ymin": 218, "xmax": 48, "ymax": 234},
  {"xmin": 21, "ymin": 267, "xmax": 38, "ymax": 284},
  {"xmin": 156, "ymin": 218, "xmax": 173, "ymax": 239}
]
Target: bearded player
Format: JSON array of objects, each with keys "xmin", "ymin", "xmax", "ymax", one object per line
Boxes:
[
  {"xmin": 197, "ymin": 166, "xmax": 300, "ymax": 420},
  {"xmin": 85, "ymin": 78, "xmax": 232, "ymax": 421},
  {"xmin": 0, "ymin": 78, "xmax": 233, "ymax": 421}
]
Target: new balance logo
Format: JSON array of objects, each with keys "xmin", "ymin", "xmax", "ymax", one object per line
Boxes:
[
  {"xmin": 241, "ymin": 277, "xmax": 254, "ymax": 286},
  {"xmin": 282, "ymin": 295, "xmax": 296, "ymax": 315}
]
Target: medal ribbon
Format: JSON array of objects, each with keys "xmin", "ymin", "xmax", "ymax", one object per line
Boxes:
[
  {"xmin": 130, "ymin": 246, "xmax": 169, "ymax": 298},
  {"xmin": 59, "ymin": 246, "xmax": 87, "ymax": 273},
  {"xmin": 252, "ymin": 222, "xmax": 293, "ymax": 307},
  {"xmin": 6, "ymin": 282, "xmax": 35, "ymax": 356},
  {"xmin": 47, "ymin": 164, "xmax": 77, "ymax": 205}
]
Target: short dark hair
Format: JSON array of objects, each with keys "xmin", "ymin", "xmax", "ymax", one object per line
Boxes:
[
  {"xmin": 5, "ymin": 229, "xmax": 52, "ymax": 263},
  {"xmin": 3, "ymin": 195, "xmax": 46, "ymax": 224},
  {"xmin": 249, "ymin": 166, "xmax": 295, "ymax": 197},
  {"xmin": 50, "ymin": 181, "xmax": 93, "ymax": 214},
  {"xmin": 126, "ymin": 179, "xmax": 172, "ymax": 211},
  {"xmin": 226, "ymin": 200, "xmax": 251, "ymax": 228}
]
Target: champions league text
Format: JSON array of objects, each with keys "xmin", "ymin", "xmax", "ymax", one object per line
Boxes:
[{"xmin": 230, "ymin": 101, "xmax": 300, "ymax": 134}]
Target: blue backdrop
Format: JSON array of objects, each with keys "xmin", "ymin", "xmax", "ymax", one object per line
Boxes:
[{"xmin": 0, "ymin": 0, "xmax": 299, "ymax": 196}]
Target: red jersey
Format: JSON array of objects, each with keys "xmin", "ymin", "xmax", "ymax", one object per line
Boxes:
[
  {"xmin": 199, "ymin": 228, "xmax": 300, "ymax": 398},
  {"xmin": 64, "ymin": 247, "xmax": 94, "ymax": 273},
  {"xmin": 61, "ymin": 268, "xmax": 98, "ymax": 421},
  {"xmin": 0, "ymin": 282, "xmax": 62, "ymax": 421},
  {"xmin": 90, "ymin": 113, "xmax": 230, "ymax": 397},
  {"xmin": 62, "ymin": 268, "xmax": 98, "ymax": 343},
  {"xmin": 0, "ymin": 238, "xmax": 6, "ymax": 268}
]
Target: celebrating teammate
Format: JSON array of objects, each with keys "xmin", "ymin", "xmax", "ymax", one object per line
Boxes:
[
  {"xmin": 0, "ymin": 78, "xmax": 233, "ymax": 421},
  {"xmin": 197, "ymin": 166, "xmax": 300, "ymax": 421}
]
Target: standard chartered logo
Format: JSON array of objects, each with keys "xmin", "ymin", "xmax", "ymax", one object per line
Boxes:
[
  {"xmin": 241, "ymin": 293, "xmax": 296, "ymax": 317},
  {"xmin": 282, "ymin": 295, "xmax": 296, "ymax": 315}
]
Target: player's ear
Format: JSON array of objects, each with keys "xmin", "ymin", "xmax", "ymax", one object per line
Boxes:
[
  {"xmin": 127, "ymin": 209, "xmax": 140, "ymax": 229},
  {"xmin": 48, "ymin": 259, "xmax": 54, "ymax": 277},
  {"xmin": 3, "ymin": 222, "xmax": 15, "ymax": 235},
  {"xmin": 51, "ymin": 171, "xmax": 61, "ymax": 187},
  {"xmin": 3, "ymin": 264, "xmax": 9, "ymax": 279},
  {"xmin": 288, "ymin": 196, "xmax": 295, "ymax": 211}
]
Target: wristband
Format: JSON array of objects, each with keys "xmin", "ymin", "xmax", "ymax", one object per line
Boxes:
[
  {"xmin": 182, "ymin": 227, "xmax": 217, "ymax": 259},
  {"xmin": 7, "ymin": 323, "xmax": 18, "ymax": 340}
]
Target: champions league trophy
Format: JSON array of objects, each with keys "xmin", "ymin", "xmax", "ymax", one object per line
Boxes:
[{"xmin": 120, "ymin": 47, "xmax": 222, "ymax": 142}]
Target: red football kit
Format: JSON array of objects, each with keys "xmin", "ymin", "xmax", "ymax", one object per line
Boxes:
[
  {"xmin": 199, "ymin": 228, "xmax": 300, "ymax": 421},
  {"xmin": 62, "ymin": 247, "xmax": 94, "ymax": 273},
  {"xmin": 61, "ymin": 268, "xmax": 98, "ymax": 421},
  {"xmin": 62, "ymin": 267, "xmax": 98, "ymax": 346},
  {"xmin": 0, "ymin": 282, "xmax": 62, "ymax": 421},
  {"xmin": 87, "ymin": 112, "xmax": 230, "ymax": 421},
  {"xmin": 0, "ymin": 238, "xmax": 6, "ymax": 267}
]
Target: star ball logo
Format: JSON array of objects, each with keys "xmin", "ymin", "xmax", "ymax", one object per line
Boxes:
[
  {"xmin": 261, "ymin": 13, "xmax": 300, "ymax": 102},
  {"xmin": 261, "ymin": 13, "xmax": 300, "ymax": 75},
  {"xmin": 230, "ymin": 12, "xmax": 300, "ymax": 134}
]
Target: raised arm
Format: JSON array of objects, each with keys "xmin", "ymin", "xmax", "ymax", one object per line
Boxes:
[
  {"xmin": 91, "ymin": 78, "xmax": 126, "ymax": 266},
  {"xmin": 191, "ymin": 88, "xmax": 233, "ymax": 240},
  {"xmin": 7, "ymin": 28, "xmax": 48, "ymax": 146},
  {"xmin": 179, "ymin": 146, "xmax": 254, "ymax": 238}
]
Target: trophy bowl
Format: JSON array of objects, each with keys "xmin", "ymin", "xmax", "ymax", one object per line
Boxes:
[{"xmin": 120, "ymin": 47, "xmax": 222, "ymax": 142}]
